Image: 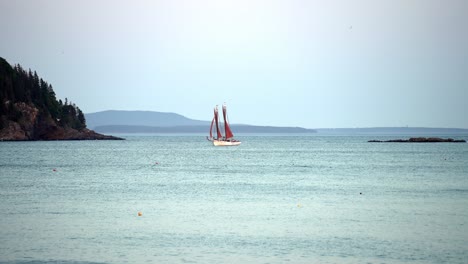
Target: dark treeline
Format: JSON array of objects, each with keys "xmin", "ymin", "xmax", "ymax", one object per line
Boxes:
[{"xmin": 0, "ymin": 57, "xmax": 85, "ymax": 130}]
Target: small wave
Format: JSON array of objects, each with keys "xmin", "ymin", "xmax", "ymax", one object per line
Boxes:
[
  {"xmin": 444, "ymin": 188, "xmax": 468, "ymax": 193},
  {"xmin": 295, "ymin": 165, "xmax": 313, "ymax": 168}
]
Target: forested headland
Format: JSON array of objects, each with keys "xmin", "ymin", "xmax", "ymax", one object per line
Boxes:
[{"xmin": 0, "ymin": 57, "xmax": 122, "ymax": 140}]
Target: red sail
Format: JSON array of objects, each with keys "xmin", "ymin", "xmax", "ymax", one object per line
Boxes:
[
  {"xmin": 214, "ymin": 106, "xmax": 222, "ymax": 139},
  {"xmin": 222, "ymin": 104, "xmax": 234, "ymax": 139},
  {"xmin": 209, "ymin": 117, "xmax": 215, "ymax": 139}
]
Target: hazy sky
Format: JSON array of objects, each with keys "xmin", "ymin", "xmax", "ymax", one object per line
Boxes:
[{"xmin": 1, "ymin": 0, "xmax": 467, "ymax": 128}]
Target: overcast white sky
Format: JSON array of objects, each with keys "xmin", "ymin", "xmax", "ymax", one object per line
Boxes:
[{"xmin": 1, "ymin": 0, "xmax": 467, "ymax": 128}]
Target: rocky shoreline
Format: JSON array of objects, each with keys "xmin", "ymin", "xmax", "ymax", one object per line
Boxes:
[
  {"xmin": 0, "ymin": 122, "xmax": 124, "ymax": 141},
  {"xmin": 0, "ymin": 103, "xmax": 123, "ymax": 141},
  {"xmin": 368, "ymin": 137, "xmax": 466, "ymax": 143}
]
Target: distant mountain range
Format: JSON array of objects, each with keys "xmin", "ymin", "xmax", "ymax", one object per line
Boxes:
[
  {"xmin": 84, "ymin": 110, "xmax": 468, "ymax": 135},
  {"xmin": 85, "ymin": 110, "xmax": 317, "ymax": 133}
]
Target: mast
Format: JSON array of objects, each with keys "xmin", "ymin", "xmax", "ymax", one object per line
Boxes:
[
  {"xmin": 222, "ymin": 103, "xmax": 234, "ymax": 139},
  {"xmin": 214, "ymin": 106, "xmax": 222, "ymax": 139}
]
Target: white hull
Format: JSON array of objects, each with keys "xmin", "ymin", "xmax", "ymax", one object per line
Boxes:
[{"xmin": 213, "ymin": 139, "xmax": 241, "ymax": 146}]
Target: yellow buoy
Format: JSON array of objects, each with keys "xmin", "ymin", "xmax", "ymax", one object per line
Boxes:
[{"xmin": 138, "ymin": 211, "xmax": 142, "ymax": 216}]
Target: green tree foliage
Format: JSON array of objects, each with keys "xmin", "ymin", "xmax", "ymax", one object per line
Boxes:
[{"xmin": 0, "ymin": 57, "xmax": 86, "ymax": 130}]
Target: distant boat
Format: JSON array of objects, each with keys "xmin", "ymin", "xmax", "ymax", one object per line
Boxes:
[{"xmin": 207, "ymin": 103, "xmax": 241, "ymax": 146}]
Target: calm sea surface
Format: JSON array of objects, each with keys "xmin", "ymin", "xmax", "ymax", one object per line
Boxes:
[{"xmin": 1, "ymin": 135, "xmax": 467, "ymax": 264}]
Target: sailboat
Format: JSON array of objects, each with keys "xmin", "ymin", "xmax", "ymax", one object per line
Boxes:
[{"xmin": 207, "ymin": 103, "xmax": 241, "ymax": 146}]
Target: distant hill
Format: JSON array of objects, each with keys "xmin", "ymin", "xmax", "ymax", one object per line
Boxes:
[
  {"xmin": 94, "ymin": 125, "xmax": 316, "ymax": 134},
  {"xmin": 85, "ymin": 110, "xmax": 316, "ymax": 133},
  {"xmin": 85, "ymin": 110, "xmax": 210, "ymax": 129},
  {"xmin": 85, "ymin": 111, "xmax": 468, "ymax": 135}
]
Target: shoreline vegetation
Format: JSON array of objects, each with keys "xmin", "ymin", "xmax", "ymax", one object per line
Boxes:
[
  {"xmin": 0, "ymin": 57, "xmax": 123, "ymax": 141},
  {"xmin": 369, "ymin": 137, "xmax": 466, "ymax": 143}
]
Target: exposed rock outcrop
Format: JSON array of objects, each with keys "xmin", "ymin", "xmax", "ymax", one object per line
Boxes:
[
  {"xmin": 368, "ymin": 137, "xmax": 466, "ymax": 143},
  {"xmin": 0, "ymin": 102, "xmax": 123, "ymax": 141}
]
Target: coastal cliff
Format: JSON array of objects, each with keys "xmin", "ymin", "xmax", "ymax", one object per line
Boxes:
[{"xmin": 0, "ymin": 57, "xmax": 123, "ymax": 141}]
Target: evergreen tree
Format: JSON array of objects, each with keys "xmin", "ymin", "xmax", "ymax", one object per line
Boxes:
[
  {"xmin": 77, "ymin": 107, "xmax": 86, "ymax": 129},
  {"xmin": 0, "ymin": 57, "xmax": 89, "ymax": 131},
  {"xmin": 48, "ymin": 84, "xmax": 60, "ymax": 119}
]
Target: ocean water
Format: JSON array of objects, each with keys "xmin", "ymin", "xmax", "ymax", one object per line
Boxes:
[{"xmin": 0, "ymin": 135, "xmax": 467, "ymax": 264}]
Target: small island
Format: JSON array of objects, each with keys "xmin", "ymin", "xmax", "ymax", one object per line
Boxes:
[
  {"xmin": 0, "ymin": 57, "xmax": 123, "ymax": 141},
  {"xmin": 368, "ymin": 137, "xmax": 466, "ymax": 143}
]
